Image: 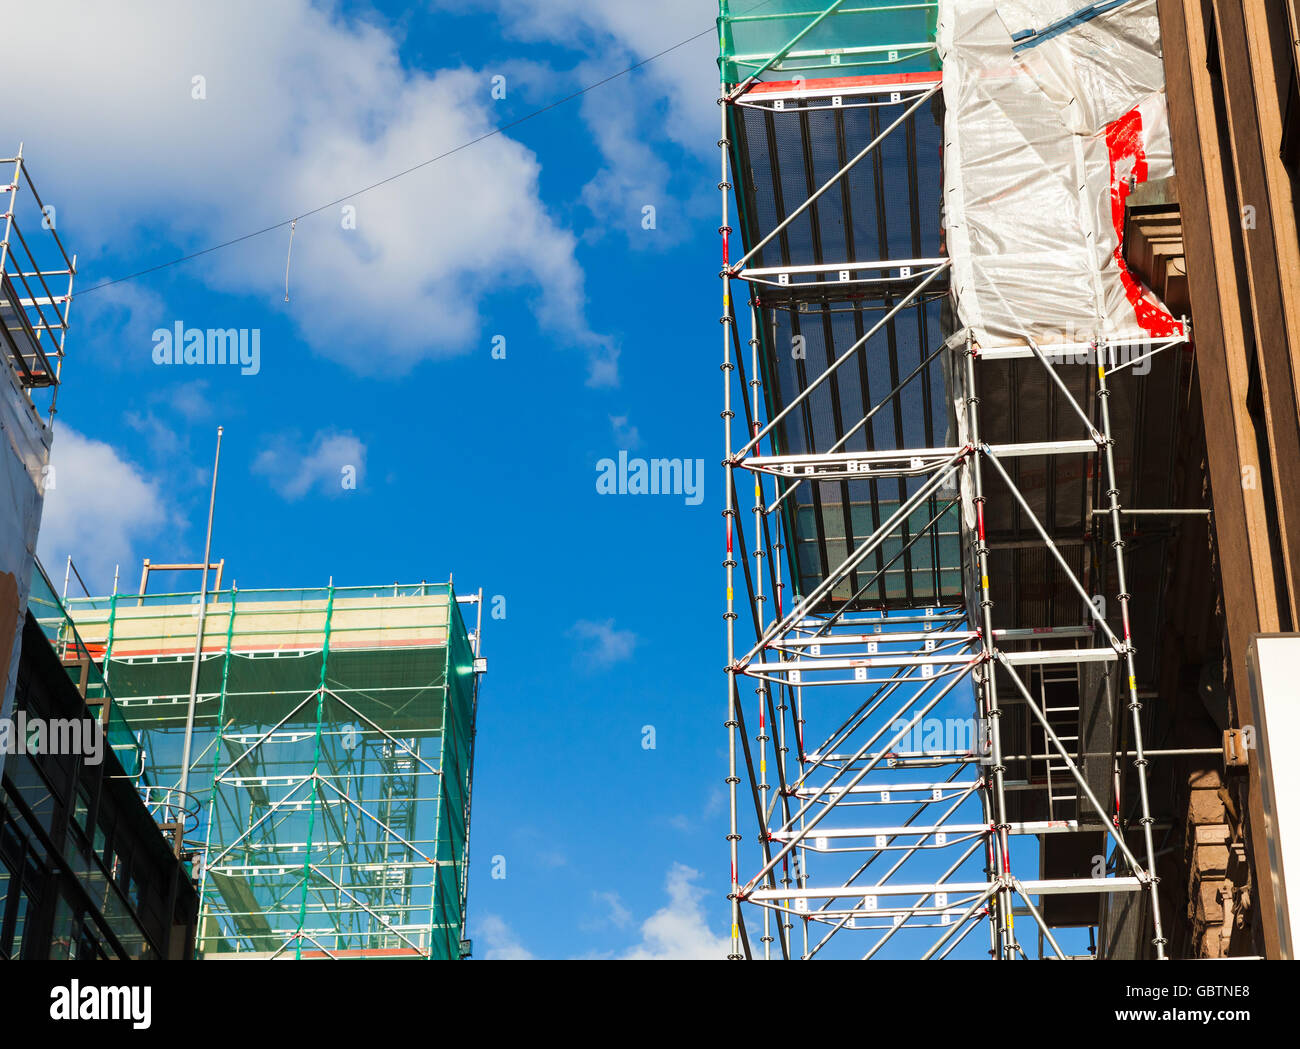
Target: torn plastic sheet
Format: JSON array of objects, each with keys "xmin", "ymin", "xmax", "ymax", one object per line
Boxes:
[
  {"xmin": 937, "ymin": 0, "xmax": 1182, "ymax": 349},
  {"xmin": 997, "ymin": 0, "xmax": 1167, "ymax": 133}
]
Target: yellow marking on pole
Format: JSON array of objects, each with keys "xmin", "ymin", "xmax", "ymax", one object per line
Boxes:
[
  {"xmin": 727, "ymin": 587, "xmax": 733, "ymax": 602},
  {"xmin": 982, "ymin": 575, "xmax": 989, "ymax": 590},
  {"xmin": 1129, "ymin": 675, "xmax": 1136, "ymax": 691}
]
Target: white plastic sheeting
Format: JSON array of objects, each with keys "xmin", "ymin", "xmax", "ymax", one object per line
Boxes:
[
  {"xmin": 0, "ymin": 363, "xmax": 51, "ymax": 776},
  {"xmin": 997, "ymin": 0, "xmax": 1168, "ymax": 133},
  {"xmin": 937, "ymin": 0, "xmax": 1183, "ymax": 350}
]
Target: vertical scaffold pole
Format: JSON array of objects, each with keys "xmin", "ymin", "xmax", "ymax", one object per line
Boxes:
[
  {"xmin": 177, "ymin": 425, "xmax": 223, "ymax": 850},
  {"xmin": 721, "ymin": 87, "xmax": 743, "ymax": 962},
  {"xmin": 294, "ymin": 581, "xmax": 334, "ymax": 960},
  {"xmin": 0, "ymin": 150, "xmax": 19, "ymax": 287},
  {"xmin": 963, "ymin": 339, "xmax": 1016, "ymax": 958},
  {"xmin": 196, "ymin": 581, "xmax": 238, "ymax": 956},
  {"xmin": 1096, "ymin": 348, "xmax": 1167, "ymax": 958},
  {"xmin": 749, "ymin": 296, "xmax": 773, "ymax": 960}
]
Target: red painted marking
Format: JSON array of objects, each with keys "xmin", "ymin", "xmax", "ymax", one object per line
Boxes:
[
  {"xmin": 745, "ymin": 71, "xmax": 942, "ymax": 95},
  {"xmin": 1105, "ymin": 107, "xmax": 1182, "ymax": 338},
  {"xmin": 86, "ymin": 637, "xmax": 448, "ymax": 658},
  {"xmin": 294, "ymin": 947, "xmax": 423, "ymax": 959}
]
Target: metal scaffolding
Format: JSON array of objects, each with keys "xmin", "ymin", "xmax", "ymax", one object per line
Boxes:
[
  {"xmin": 59, "ymin": 580, "xmax": 485, "ymax": 960},
  {"xmin": 0, "ymin": 144, "xmax": 76, "ymax": 421},
  {"xmin": 717, "ymin": 0, "xmax": 1186, "ymax": 959}
]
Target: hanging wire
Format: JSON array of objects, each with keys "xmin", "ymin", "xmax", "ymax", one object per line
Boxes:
[
  {"xmin": 284, "ymin": 219, "xmax": 297, "ymax": 303},
  {"xmin": 73, "ymin": 0, "xmax": 778, "ymax": 299}
]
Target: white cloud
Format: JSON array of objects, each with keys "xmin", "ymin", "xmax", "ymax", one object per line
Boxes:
[
  {"xmin": 1, "ymin": 1, "xmax": 613, "ymax": 381},
  {"xmin": 586, "ymin": 344, "xmax": 621, "ymax": 389},
  {"xmin": 121, "ymin": 400, "xmax": 218, "ymax": 493},
  {"xmin": 620, "ymin": 863, "xmax": 730, "ymax": 960},
  {"xmin": 577, "ymin": 75, "xmax": 679, "ymax": 246},
  {"xmin": 569, "ymin": 617, "xmax": 637, "ymax": 668},
  {"xmin": 478, "ymin": 866, "xmax": 727, "ymax": 960},
  {"xmin": 252, "ymin": 429, "xmax": 366, "ymax": 500},
  {"xmin": 38, "ymin": 427, "xmax": 169, "ymax": 592},
  {"xmin": 71, "ymin": 282, "xmax": 170, "ymax": 375},
  {"xmin": 609, "ymin": 413, "xmax": 641, "ymax": 447},
  {"xmin": 669, "ymin": 784, "xmax": 728, "ymax": 833},
  {"xmin": 590, "ymin": 890, "xmax": 633, "ymax": 931},
  {"xmin": 475, "ymin": 914, "xmax": 534, "ymax": 960},
  {"xmin": 167, "ymin": 380, "xmax": 216, "ymax": 423},
  {"xmin": 536, "ymin": 848, "xmax": 569, "ymax": 870},
  {"xmin": 443, "ymin": 0, "xmax": 720, "ymax": 149},
  {"xmin": 437, "ymin": 0, "xmax": 721, "ymax": 247}
]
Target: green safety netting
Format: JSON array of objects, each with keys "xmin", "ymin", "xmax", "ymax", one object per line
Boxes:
[
  {"xmin": 28, "ymin": 562, "xmax": 148, "ymax": 781},
  {"xmin": 60, "ymin": 583, "xmax": 477, "ymax": 960},
  {"xmin": 719, "ymin": 0, "xmax": 940, "ymax": 84}
]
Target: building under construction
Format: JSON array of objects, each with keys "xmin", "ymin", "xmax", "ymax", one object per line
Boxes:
[
  {"xmin": 56, "ymin": 575, "xmax": 484, "ymax": 960},
  {"xmin": 0, "ymin": 146, "xmax": 485, "ymax": 962},
  {"xmin": 717, "ymin": 0, "xmax": 1300, "ymax": 959},
  {"xmin": 1, "ymin": 149, "xmax": 200, "ymax": 960}
]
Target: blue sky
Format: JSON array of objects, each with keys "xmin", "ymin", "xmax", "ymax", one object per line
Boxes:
[
  {"xmin": 8, "ymin": 0, "xmax": 1090, "ymax": 961},
  {"xmin": 4, "ymin": 0, "xmax": 739, "ymax": 959}
]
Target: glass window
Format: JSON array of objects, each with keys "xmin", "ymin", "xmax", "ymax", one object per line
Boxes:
[
  {"xmin": 99, "ymin": 880, "xmax": 148, "ymax": 959},
  {"xmin": 72, "ymin": 787, "xmax": 90, "ymax": 836},
  {"xmin": 77, "ymin": 920, "xmax": 106, "ymax": 961},
  {"xmin": 11, "ymin": 889, "xmax": 29, "ymax": 959},
  {"xmin": 114, "ymin": 842, "xmax": 131, "ymax": 891},
  {"xmin": 6, "ymin": 753, "xmax": 59, "ymax": 842},
  {"xmin": 0, "ymin": 857, "xmax": 11, "ymax": 959},
  {"xmin": 65, "ymin": 824, "xmax": 94, "ymax": 880},
  {"xmin": 49, "ymin": 894, "xmax": 76, "ymax": 960}
]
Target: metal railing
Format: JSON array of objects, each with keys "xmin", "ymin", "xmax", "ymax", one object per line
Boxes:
[{"xmin": 0, "ymin": 144, "xmax": 76, "ymax": 419}]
